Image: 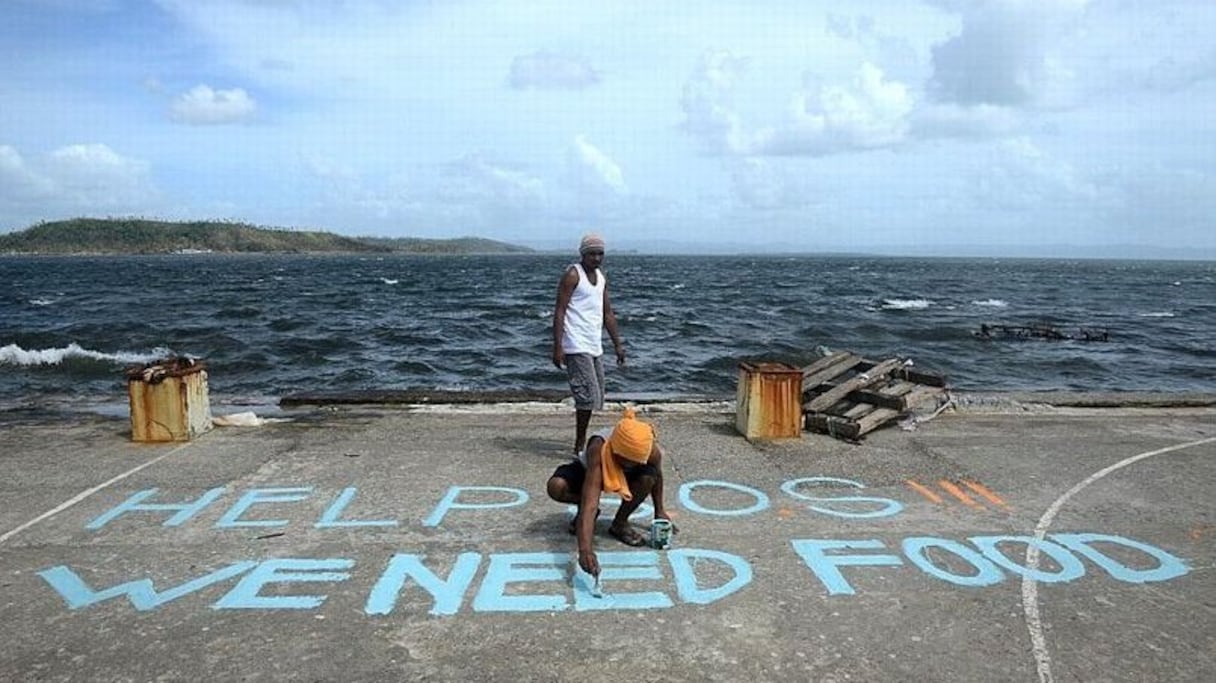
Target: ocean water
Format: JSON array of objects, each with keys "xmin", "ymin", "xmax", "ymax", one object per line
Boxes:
[{"xmin": 1, "ymin": 254, "xmax": 1213, "ymax": 409}]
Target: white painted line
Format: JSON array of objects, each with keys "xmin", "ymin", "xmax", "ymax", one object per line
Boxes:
[
  {"xmin": 0, "ymin": 442, "xmax": 194, "ymax": 546},
  {"xmin": 1022, "ymin": 436, "xmax": 1216, "ymax": 683}
]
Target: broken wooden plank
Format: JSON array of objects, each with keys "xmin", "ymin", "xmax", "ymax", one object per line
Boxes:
[
  {"xmin": 820, "ymin": 397, "xmax": 861, "ymax": 416},
  {"xmin": 842, "ymin": 401, "xmax": 877, "ymax": 419},
  {"xmin": 845, "ymin": 381, "xmax": 916, "ymax": 410},
  {"xmin": 878, "ymin": 380, "xmax": 918, "ymax": 395},
  {"xmin": 814, "ymin": 390, "xmax": 928, "ymax": 435},
  {"xmin": 845, "ymin": 382, "xmax": 939, "ymax": 412},
  {"xmin": 800, "ymin": 351, "xmax": 853, "ymax": 376},
  {"xmin": 805, "ymin": 357, "xmax": 905, "ymax": 412},
  {"xmin": 854, "ymin": 359, "xmax": 947, "ymax": 387},
  {"xmin": 807, "ymin": 406, "xmax": 900, "ymax": 439},
  {"xmin": 804, "ymin": 389, "xmax": 888, "ymax": 412},
  {"xmin": 803, "ymin": 396, "xmax": 854, "ymax": 415},
  {"xmin": 854, "ymin": 407, "xmax": 902, "ymax": 437},
  {"xmin": 807, "ymin": 405, "xmax": 903, "ymax": 441},
  {"xmin": 806, "ymin": 413, "xmax": 861, "ymax": 440},
  {"xmin": 801, "ymin": 353, "xmax": 864, "ymax": 390}
]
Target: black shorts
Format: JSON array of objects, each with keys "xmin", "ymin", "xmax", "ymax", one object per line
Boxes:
[{"xmin": 551, "ymin": 460, "xmax": 659, "ymax": 493}]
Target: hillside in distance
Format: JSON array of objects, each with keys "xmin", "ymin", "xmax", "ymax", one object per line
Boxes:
[{"xmin": 0, "ymin": 218, "xmax": 533, "ymax": 255}]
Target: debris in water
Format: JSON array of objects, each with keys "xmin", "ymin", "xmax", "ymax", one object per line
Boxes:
[{"xmin": 974, "ymin": 323, "xmax": 1109, "ymax": 342}]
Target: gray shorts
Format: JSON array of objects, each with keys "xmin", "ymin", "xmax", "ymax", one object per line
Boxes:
[{"xmin": 565, "ymin": 353, "xmax": 605, "ymax": 411}]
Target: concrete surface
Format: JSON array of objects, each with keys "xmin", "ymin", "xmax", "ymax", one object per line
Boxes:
[{"xmin": 0, "ymin": 396, "xmax": 1213, "ymax": 682}]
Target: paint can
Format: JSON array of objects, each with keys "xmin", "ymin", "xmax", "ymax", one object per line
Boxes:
[{"xmin": 650, "ymin": 519, "xmax": 673, "ymax": 549}]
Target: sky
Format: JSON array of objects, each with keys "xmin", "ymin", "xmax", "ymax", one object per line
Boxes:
[{"xmin": 2, "ymin": 0, "xmax": 1215, "ymax": 255}]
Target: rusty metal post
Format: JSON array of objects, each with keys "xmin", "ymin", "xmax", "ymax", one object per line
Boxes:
[
  {"xmin": 735, "ymin": 361, "xmax": 803, "ymax": 440},
  {"xmin": 125, "ymin": 357, "xmax": 212, "ymax": 442}
]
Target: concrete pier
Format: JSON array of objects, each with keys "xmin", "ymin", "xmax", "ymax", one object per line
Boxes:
[{"xmin": 1, "ymin": 394, "xmax": 1213, "ymax": 682}]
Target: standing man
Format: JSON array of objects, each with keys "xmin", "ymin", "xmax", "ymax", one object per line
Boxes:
[{"xmin": 552, "ymin": 232, "xmax": 625, "ymax": 454}]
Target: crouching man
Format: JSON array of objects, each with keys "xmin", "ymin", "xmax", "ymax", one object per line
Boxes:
[{"xmin": 545, "ymin": 406, "xmax": 675, "ymax": 577}]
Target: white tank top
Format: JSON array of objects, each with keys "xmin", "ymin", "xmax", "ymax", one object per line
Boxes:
[{"xmin": 561, "ymin": 264, "xmax": 606, "ymax": 356}]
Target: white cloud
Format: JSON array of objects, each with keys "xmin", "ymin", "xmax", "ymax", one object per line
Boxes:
[
  {"xmin": 928, "ymin": 0, "xmax": 1088, "ymax": 107},
  {"xmin": 910, "ymin": 103, "xmax": 1024, "ymax": 139},
  {"xmin": 680, "ymin": 6, "xmax": 1100, "ymax": 157},
  {"xmin": 0, "ymin": 146, "xmax": 55, "ymax": 200},
  {"xmin": 567, "ymin": 136, "xmax": 626, "ymax": 195},
  {"xmin": 6, "ymin": 0, "xmax": 1213, "ymax": 251},
  {"xmin": 683, "ymin": 58, "xmax": 916, "ymax": 156},
  {"xmin": 1061, "ymin": 1, "xmax": 1216, "ymax": 98},
  {"xmin": 429, "ymin": 156, "xmax": 548, "ymax": 212},
  {"xmin": 0, "ymin": 143, "xmax": 158, "ymax": 227},
  {"xmin": 169, "ymin": 85, "xmax": 257, "ymax": 125},
  {"xmin": 295, "ymin": 154, "xmax": 550, "ymax": 234},
  {"xmin": 971, "ymin": 138, "xmax": 1100, "ymax": 212},
  {"xmin": 728, "ymin": 158, "xmax": 811, "ymax": 211},
  {"xmin": 679, "ymin": 50, "xmax": 752, "ymax": 154},
  {"xmin": 472, "ymin": 160, "xmax": 547, "ymax": 204},
  {"xmin": 756, "ymin": 63, "xmax": 914, "ymax": 155},
  {"xmin": 44, "ymin": 144, "xmax": 149, "ymax": 193},
  {"xmin": 508, "ymin": 51, "xmax": 600, "ymax": 90},
  {"xmin": 1135, "ymin": 51, "xmax": 1216, "ymax": 93},
  {"xmin": 153, "ymin": 0, "xmax": 532, "ymax": 96}
]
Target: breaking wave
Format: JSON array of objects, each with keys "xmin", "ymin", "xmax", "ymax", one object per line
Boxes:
[
  {"xmin": 0, "ymin": 343, "xmax": 170, "ymax": 367},
  {"xmin": 882, "ymin": 298, "xmax": 933, "ymax": 310},
  {"xmin": 972, "ymin": 299, "xmax": 1008, "ymax": 307}
]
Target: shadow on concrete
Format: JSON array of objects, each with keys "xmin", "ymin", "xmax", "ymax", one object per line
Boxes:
[{"xmin": 492, "ymin": 435, "xmax": 573, "ymax": 461}]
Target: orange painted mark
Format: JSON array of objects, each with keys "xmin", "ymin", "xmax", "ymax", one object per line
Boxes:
[
  {"xmin": 776, "ymin": 508, "xmax": 796, "ymax": 519},
  {"xmin": 938, "ymin": 479, "xmax": 981, "ymax": 507},
  {"xmin": 905, "ymin": 480, "xmax": 944, "ymax": 504},
  {"xmin": 961, "ymin": 479, "xmax": 1011, "ymax": 509}
]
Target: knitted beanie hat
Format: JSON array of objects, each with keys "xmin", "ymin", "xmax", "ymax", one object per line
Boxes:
[{"xmin": 579, "ymin": 233, "xmax": 606, "ymax": 255}]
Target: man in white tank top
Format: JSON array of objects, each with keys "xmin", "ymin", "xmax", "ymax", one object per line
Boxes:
[{"xmin": 552, "ymin": 232, "xmax": 626, "ymax": 454}]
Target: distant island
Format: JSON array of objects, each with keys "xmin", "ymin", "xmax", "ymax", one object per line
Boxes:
[{"xmin": 0, "ymin": 218, "xmax": 534, "ymax": 255}]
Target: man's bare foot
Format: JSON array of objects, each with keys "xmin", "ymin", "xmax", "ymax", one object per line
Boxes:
[{"xmin": 608, "ymin": 523, "xmax": 647, "ymax": 547}]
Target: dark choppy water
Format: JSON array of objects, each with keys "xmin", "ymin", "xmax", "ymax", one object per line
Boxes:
[{"xmin": 2, "ymin": 254, "xmax": 1213, "ymax": 408}]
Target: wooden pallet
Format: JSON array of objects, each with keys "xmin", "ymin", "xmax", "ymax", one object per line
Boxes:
[{"xmin": 801, "ymin": 351, "xmax": 949, "ymax": 441}]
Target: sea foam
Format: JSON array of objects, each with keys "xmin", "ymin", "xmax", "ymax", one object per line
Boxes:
[
  {"xmin": 0, "ymin": 343, "xmax": 169, "ymax": 367},
  {"xmin": 882, "ymin": 299, "xmax": 933, "ymax": 310}
]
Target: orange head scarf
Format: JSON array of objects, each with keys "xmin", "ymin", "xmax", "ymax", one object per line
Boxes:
[{"xmin": 599, "ymin": 407, "xmax": 654, "ymax": 501}]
